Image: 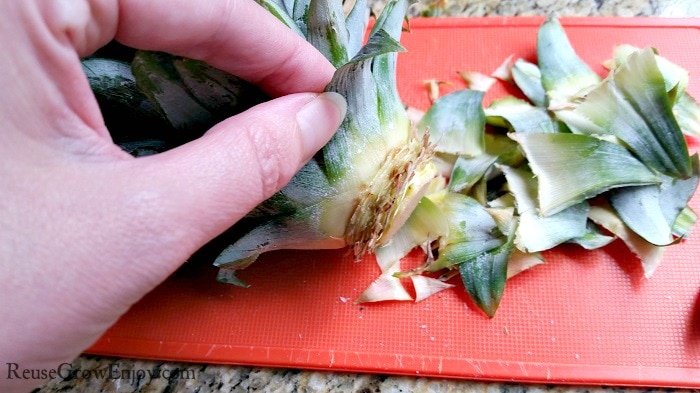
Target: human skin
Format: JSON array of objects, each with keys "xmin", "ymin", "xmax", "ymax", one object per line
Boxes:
[{"xmin": 0, "ymin": 1, "xmax": 346, "ymax": 391}]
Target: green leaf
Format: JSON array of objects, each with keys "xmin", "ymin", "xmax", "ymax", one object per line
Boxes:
[
  {"xmin": 254, "ymin": 0, "xmax": 305, "ymax": 36},
  {"xmin": 675, "ymin": 92, "xmax": 700, "ymax": 138},
  {"xmin": 282, "ymin": 0, "xmax": 295, "ymax": 15},
  {"xmin": 468, "ymin": 176, "xmax": 489, "ymax": 206},
  {"xmin": 216, "ymin": 268, "xmax": 251, "ymax": 288},
  {"xmin": 485, "ymin": 96, "xmax": 559, "ymax": 134},
  {"xmin": 606, "ymin": 155, "xmax": 698, "ymax": 246},
  {"xmin": 459, "ymin": 218, "xmax": 517, "ymax": 318},
  {"xmin": 428, "ymin": 193, "xmax": 505, "ymax": 271},
  {"xmin": 609, "ymin": 44, "xmax": 700, "ymax": 137},
  {"xmin": 418, "ymin": 89, "xmax": 486, "ymax": 156},
  {"xmin": 173, "ymin": 58, "xmax": 266, "ymax": 119},
  {"xmin": 82, "ymin": 58, "xmax": 144, "ymax": 105},
  {"xmin": 318, "ymin": 1, "xmax": 416, "ymax": 243},
  {"xmin": 506, "ymin": 249, "xmax": 545, "ymax": 278},
  {"xmin": 567, "ymin": 221, "xmax": 615, "ymax": 250},
  {"xmin": 348, "ymin": 29, "xmax": 405, "ymax": 64},
  {"xmin": 375, "ymin": 196, "xmax": 448, "ymax": 269},
  {"xmin": 81, "ymin": 58, "xmax": 169, "ymax": 143},
  {"xmin": 515, "ymin": 132, "xmax": 662, "ymax": 215},
  {"xmin": 214, "ymin": 205, "xmax": 345, "ymax": 269},
  {"xmin": 247, "ymin": 159, "xmax": 333, "ymax": 218},
  {"xmin": 369, "ymin": 0, "xmax": 410, "ymax": 147},
  {"xmin": 131, "ymin": 51, "xmax": 214, "ymax": 135},
  {"xmin": 511, "ymin": 58, "xmax": 547, "ymax": 107},
  {"xmin": 537, "ymin": 16, "xmax": 601, "ymax": 106},
  {"xmin": 501, "ymin": 165, "xmax": 589, "ymax": 252},
  {"xmin": 448, "ymin": 155, "xmax": 498, "ymax": 194},
  {"xmin": 448, "ymin": 134, "xmax": 521, "ymax": 193},
  {"xmin": 291, "ymin": 0, "xmax": 311, "ymax": 36},
  {"xmin": 345, "ymin": 0, "xmax": 370, "ymax": 58},
  {"xmin": 307, "ymin": 0, "xmax": 351, "ymax": 67},
  {"xmin": 659, "ymin": 154, "xmax": 700, "ymax": 227},
  {"xmin": 368, "ymin": 0, "xmax": 406, "ymax": 39},
  {"xmin": 608, "ymin": 185, "xmax": 674, "ymax": 246},
  {"xmin": 609, "ymin": 44, "xmax": 688, "ymax": 103},
  {"xmin": 588, "ymin": 204, "xmax": 665, "ymax": 278},
  {"xmin": 673, "ymin": 207, "xmax": 697, "ymax": 239},
  {"xmin": 555, "ymin": 48, "xmax": 692, "ymax": 179}
]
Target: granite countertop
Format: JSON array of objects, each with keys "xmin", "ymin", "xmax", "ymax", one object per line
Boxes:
[{"xmin": 35, "ymin": 0, "xmax": 700, "ymax": 392}]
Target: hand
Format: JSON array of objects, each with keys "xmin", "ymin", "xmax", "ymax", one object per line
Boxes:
[{"xmin": 0, "ymin": 1, "xmax": 346, "ymax": 391}]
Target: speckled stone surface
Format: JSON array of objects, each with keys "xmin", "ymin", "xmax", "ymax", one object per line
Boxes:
[
  {"xmin": 32, "ymin": 356, "xmax": 697, "ymax": 393},
  {"xmin": 33, "ymin": 1, "xmax": 700, "ymax": 392},
  {"xmin": 382, "ymin": 0, "xmax": 700, "ymax": 17}
]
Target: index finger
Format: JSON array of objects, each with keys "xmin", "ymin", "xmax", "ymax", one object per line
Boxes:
[{"xmin": 115, "ymin": 0, "xmax": 335, "ymax": 96}]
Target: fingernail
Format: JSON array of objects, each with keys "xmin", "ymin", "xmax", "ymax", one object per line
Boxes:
[{"xmin": 296, "ymin": 92, "xmax": 347, "ymax": 158}]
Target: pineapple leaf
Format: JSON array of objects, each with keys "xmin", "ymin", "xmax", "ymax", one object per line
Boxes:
[
  {"xmin": 428, "ymin": 193, "xmax": 505, "ymax": 271},
  {"xmin": 609, "ymin": 185, "xmax": 675, "ymax": 246},
  {"xmin": 291, "ymin": 0, "xmax": 312, "ymax": 36},
  {"xmin": 369, "ymin": 0, "xmax": 410, "ymax": 147},
  {"xmin": 675, "ymin": 91, "xmax": 700, "ymax": 137},
  {"xmin": 448, "ymin": 134, "xmax": 520, "ymax": 193},
  {"xmin": 514, "ymin": 132, "xmax": 662, "ymax": 215},
  {"xmin": 485, "ymin": 96, "xmax": 559, "ymax": 134},
  {"xmin": 214, "ymin": 205, "xmax": 345, "ymax": 270},
  {"xmin": 173, "ymin": 58, "xmax": 266, "ymax": 119},
  {"xmin": 131, "ymin": 51, "xmax": 214, "ymax": 135},
  {"xmin": 345, "ymin": 0, "xmax": 370, "ymax": 58},
  {"xmin": 609, "ymin": 154, "xmax": 699, "ymax": 245},
  {"xmin": 375, "ymin": 196, "xmax": 448, "ymax": 270},
  {"xmin": 307, "ymin": 0, "xmax": 351, "ymax": 67},
  {"xmin": 459, "ymin": 218, "xmax": 517, "ymax": 318},
  {"xmin": 588, "ymin": 204, "xmax": 665, "ymax": 278},
  {"xmin": 537, "ymin": 16, "xmax": 600, "ymax": 106},
  {"xmin": 511, "ymin": 58, "xmax": 546, "ymax": 107},
  {"xmin": 418, "ymin": 89, "xmax": 486, "ymax": 156},
  {"xmin": 254, "ymin": 0, "xmax": 305, "ymax": 36},
  {"xmin": 557, "ymin": 48, "xmax": 692, "ymax": 179},
  {"xmin": 673, "ymin": 206, "xmax": 697, "ymax": 239},
  {"xmin": 501, "ymin": 164, "xmax": 590, "ymax": 253},
  {"xmin": 567, "ymin": 221, "xmax": 615, "ymax": 250}
]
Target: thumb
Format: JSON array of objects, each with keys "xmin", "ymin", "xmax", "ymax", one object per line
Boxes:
[{"xmin": 129, "ymin": 91, "xmax": 346, "ymax": 253}]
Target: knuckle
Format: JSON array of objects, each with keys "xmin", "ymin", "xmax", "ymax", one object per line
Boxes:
[{"xmin": 242, "ymin": 120, "xmax": 298, "ymax": 199}]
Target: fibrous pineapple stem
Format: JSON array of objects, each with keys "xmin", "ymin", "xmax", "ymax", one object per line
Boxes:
[{"xmin": 346, "ymin": 133, "xmax": 435, "ymax": 258}]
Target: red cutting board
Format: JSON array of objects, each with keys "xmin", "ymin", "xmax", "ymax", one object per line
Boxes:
[{"xmin": 88, "ymin": 18, "xmax": 700, "ymax": 388}]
